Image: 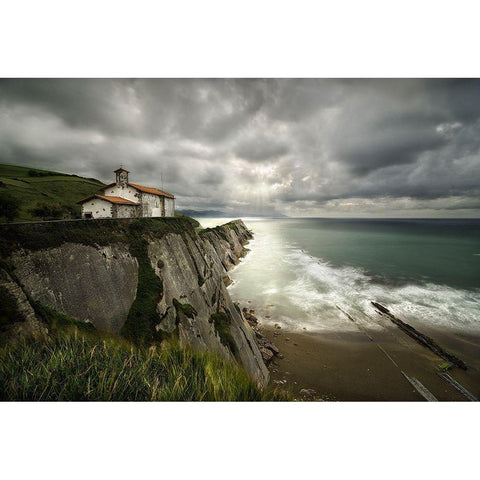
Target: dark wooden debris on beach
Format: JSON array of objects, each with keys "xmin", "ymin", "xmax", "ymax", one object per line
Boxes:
[{"xmin": 371, "ymin": 302, "xmax": 467, "ymax": 370}]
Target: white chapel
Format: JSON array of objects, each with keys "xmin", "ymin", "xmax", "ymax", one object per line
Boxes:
[{"xmin": 77, "ymin": 167, "xmax": 175, "ymax": 219}]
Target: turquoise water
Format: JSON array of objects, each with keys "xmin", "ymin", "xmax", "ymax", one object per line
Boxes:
[
  {"xmin": 262, "ymin": 218, "xmax": 480, "ymax": 290},
  {"xmin": 198, "ymin": 218, "xmax": 480, "ymax": 334}
]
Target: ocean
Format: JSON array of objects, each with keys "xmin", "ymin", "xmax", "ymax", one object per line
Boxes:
[{"xmin": 197, "ymin": 217, "xmax": 480, "ymax": 336}]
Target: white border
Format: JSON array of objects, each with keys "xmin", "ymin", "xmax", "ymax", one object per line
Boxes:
[
  {"xmin": 1, "ymin": 402, "xmax": 479, "ymax": 479},
  {"xmin": 1, "ymin": 0, "xmax": 479, "ymax": 77},
  {"xmin": 1, "ymin": 1, "xmax": 478, "ymax": 478}
]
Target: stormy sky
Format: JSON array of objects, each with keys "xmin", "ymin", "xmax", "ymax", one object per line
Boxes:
[{"xmin": 1, "ymin": 78, "xmax": 479, "ymax": 217}]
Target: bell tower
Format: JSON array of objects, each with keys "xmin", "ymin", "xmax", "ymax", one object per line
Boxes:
[{"xmin": 114, "ymin": 167, "xmax": 129, "ymax": 186}]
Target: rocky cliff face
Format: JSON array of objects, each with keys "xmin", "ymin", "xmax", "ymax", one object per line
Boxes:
[
  {"xmin": 148, "ymin": 221, "xmax": 267, "ymax": 385},
  {"xmin": 0, "ymin": 268, "xmax": 48, "ymax": 343},
  {"xmin": 11, "ymin": 243, "xmax": 139, "ymax": 332},
  {"xmin": 0, "ymin": 218, "xmax": 268, "ymax": 387}
]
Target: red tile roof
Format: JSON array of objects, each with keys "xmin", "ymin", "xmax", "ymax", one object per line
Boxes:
[
  {"xmin": 129, "ymin": 183, "xmax": 175, "ymax": 199},
  {"xmin": 77, "ymin": 194, "xmax": 139, "ymax": 206},
  {"xmin": 95, "ymin": 182, "xmax": 175, "ymax": 199}
]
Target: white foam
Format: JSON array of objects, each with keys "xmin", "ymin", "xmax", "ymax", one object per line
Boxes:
[
  {"xmin": 283, "ymin": 248, "xmax": 480, "ymax": 332},
  {"xmin": 228, "ymin": 225, "xmax": 480, "ymax": 334}
]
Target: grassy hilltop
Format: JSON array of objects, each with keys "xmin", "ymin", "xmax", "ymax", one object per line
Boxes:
[{"xmin": 0, "ymin": 163, "xmax": 104, "ymax": 221}]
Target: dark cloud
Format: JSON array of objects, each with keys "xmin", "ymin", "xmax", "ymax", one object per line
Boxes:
[
  {"xmin": 0, "ymin": 78, "xmax": 479, "ymax": 216},
  {"xmin": 0, "ymin": 79, "xmax": 140, "ymax": 135},
  {"xmin": 336, "ymin": 123, "xmax": 447, "ymax": 175},
  {"xmin": 198, "ymin": 165, "xmax": 225, "ymax": 186},
  {"xmin": 234, "ymin": 135, "xmax": 289, "ymax": 161}
]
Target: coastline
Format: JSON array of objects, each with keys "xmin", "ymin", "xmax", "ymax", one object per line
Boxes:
[
  {"xmin": 246, "ymin": 311, "xmax": 480, "ymax": 401},
  {"xmin": 223, "ymin": 218, "xmax": 480, "ymax": 401}
]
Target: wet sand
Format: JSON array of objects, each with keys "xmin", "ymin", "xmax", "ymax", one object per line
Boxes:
[{"xmin": 258, "ymin": 321, "xmax": 480, "ymax": 401}]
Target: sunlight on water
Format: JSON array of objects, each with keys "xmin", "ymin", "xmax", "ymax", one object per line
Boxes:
[{"xmin": 197, "ymin": 217, "xmax": 480, "ymax": 334}]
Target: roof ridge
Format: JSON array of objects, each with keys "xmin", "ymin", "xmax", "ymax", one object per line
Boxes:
[
  {"xmin": 77, "ymin": 194, "xmax": 140, "ymax": 206},
  {"xmin": 128, "ymin": 182, "xmax": 175, "ymax": 199}
]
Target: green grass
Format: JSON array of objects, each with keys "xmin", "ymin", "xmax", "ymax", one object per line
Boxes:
[
  {"xmin": 198, "ymin": 220, "xmax": 246, "ymax": 242},
  {"xmin": 0, "ymin": 216, "xmax": 195, "ymax": 257},
  {"xmin": 0, "ymin": 163, "xmax": 104, "ymax": 222},
  {"xmin": 174, "ymin": 211, "xmax": 200, "ymax": 229},
  {"xmin": 0, "ymin": 331, "xmax": 286, "ymax": 401}
]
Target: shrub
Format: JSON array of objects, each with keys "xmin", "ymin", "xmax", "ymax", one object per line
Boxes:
[
  {"xmin": 27, "ymin": 169, "xmax": 69, "ymax": 178},
  {"xmin": 173, "ymin": 299, "xmax": 197, "ymax": 319},
  {"xmin": 28, "ymin": 169, "xmax": 49, "ymax": 177},
  {"xmin": 30, "ymin": 202, "xmax": 65, "ymax": 220},
  {"xmin": 0, "ymin": 191, "xmax": 21, "ymax": 222},
  {"xmin": 174, "ymin": 212, "xmax": 200, "ymax": 229},
  {"xmin": 210, "ymin": 311, "xmax": 238, "ymax": 357},
  {"xmin": 0, "ymin": 286, "xmax": 24, "ymax": 328},
  {"xmin": 30, "ymin": 300, "xmax": 95, "ymax": 335}
]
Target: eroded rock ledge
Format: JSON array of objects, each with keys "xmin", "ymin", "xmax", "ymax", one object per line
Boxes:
[{"xmin": 242, "ymin": 307, "xmax": 281, "ymax": 366}]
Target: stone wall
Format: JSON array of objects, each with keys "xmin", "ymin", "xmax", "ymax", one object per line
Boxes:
[
  {"xmin": 81, "ymin": 197, "xmax": 113, "ymax": 218},
  {"xmin": 140, "ymin": 192, "xmax": 162, "ymax": 217},
  {"xmin": 164, "ymin": 197, "xmax": 175, "ymax": 217},
  {"xmin": 112, "ymin": 204, "xmax": 139, "ymax": 218},
  {"xmin": 138, "ymin": 192, "xmax": 174, "ymax": 217}
]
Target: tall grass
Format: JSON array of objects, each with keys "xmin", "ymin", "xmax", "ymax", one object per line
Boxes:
[{"xmin": 0, "ymin": 331, "xmax": 286, "ymax": 401}]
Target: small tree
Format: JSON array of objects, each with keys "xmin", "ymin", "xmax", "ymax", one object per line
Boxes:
[
  {"xmin": 0, "ymin": 191, "xmax": 21, "ymax": 222},
  {"xmin": 30, "ymin": 202, "xmax": 65, "ymax": 220},
  {"xmin": 65, "ymin": 204, "xmax": 82, "ymax": 219}
]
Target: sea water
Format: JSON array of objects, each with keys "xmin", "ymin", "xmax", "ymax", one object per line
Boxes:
[{"xmin": 197, "ymin": 218, "xmax": 480, "ymax": 334}]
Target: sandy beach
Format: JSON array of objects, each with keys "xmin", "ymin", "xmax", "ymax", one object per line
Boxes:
[{"xmin": 258, "ymin": 321, "xmax": 480, "ymax": 401}]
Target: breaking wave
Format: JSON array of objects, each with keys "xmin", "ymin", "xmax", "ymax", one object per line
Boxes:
[
  {"xmin": 282, "ymin": 247, "xmax": 480, "ymax": 333},
  {"xmin": 229, "ymin": 235, "xmax": 480, "ymax": 334}
]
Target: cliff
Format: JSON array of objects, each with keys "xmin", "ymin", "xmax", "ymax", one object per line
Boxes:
[{"xmin": 0, "ymin": 217, "xmax": 269, "ymax": 387}]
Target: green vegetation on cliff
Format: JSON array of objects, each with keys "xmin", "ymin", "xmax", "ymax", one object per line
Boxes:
[
  {"xmin": 173, "ymin": 299, "xmax": 198, "ymax": 319},
  {"xmin": 0, "ymin": 331, "xmax": 285, "ymax": 401},
  {"xmin": 198, "ymin": 220, "xmax": 249, "ymax": 239},
  {"xmin": 0, "ymin": 163, "xmax": 104, "ymax": 222},
  {"xmin": 0, "ymin": 216, "xmax": 197, "ymax": 257},
  {"xmin": 0, "ymin": 286, "xmax": 24, "ymax": 329},
  {"xmin": 210, "ymin": 312, "xmax": 238, "ymax": 357},
  {"xmin": 0, "ymin": 217, "xmax": 199, "ymax": 345},
  {"xmin": 30, "ymin": 300, "xmax": 96, "ymax": 335}
]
